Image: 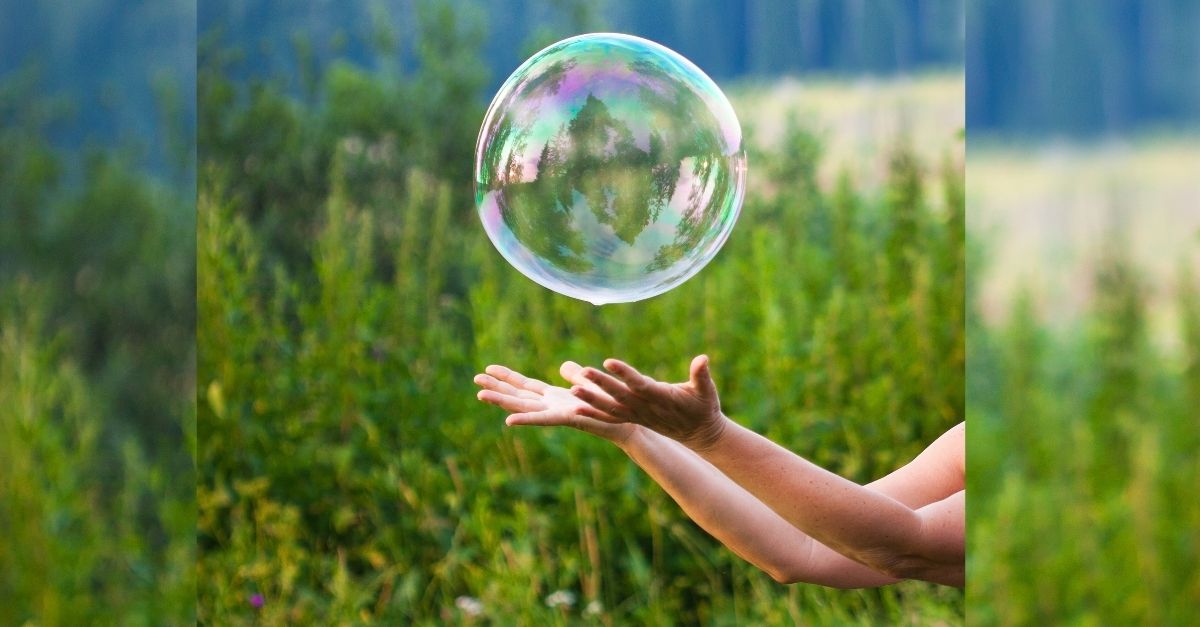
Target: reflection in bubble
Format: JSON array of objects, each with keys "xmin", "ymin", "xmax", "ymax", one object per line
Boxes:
[{"xmin": 475, "ymin": 33, "xmax": 746, "ymax": 305}]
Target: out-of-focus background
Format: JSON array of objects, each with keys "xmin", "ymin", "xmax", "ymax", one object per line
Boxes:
[
  {"xmin": 196, "ymin": 0, "xmax": 965, "ymax": 623},
  {"xmin": 0, "ymin": 0, "xmax": 196, "ymax": 624},
  {"xmin": 966, "ymin": 1, "xmax": 1200, "ymax": 625},
  {"xmin": 6, "ymin": 0, "xmax": 1196, "ymax": 623}
]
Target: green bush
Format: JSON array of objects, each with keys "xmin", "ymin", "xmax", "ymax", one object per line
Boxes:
[
  {"xmin": 967, "ymin": 240, "xmax": 1200, "ymax": 625},
  {"xmin": 0, "ymin": 284, "xmax": 194, "ymax": 626},
  {"xmin": 196, "ymin": 30, "xmax": 966, "ymax": 620},
  {"xmin": 0, "ymin": 71, "xmax": 195, "ymax": 625}
]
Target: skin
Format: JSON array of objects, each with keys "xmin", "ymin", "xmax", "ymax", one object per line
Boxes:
[{"xmin": 474, "ymin": 355, "xmax": 964, "ymax": 588}]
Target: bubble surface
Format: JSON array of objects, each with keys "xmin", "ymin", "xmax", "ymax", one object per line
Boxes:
[{"xmin": 475, "ymin": 33, "xmax": 747, "ymax": 305}]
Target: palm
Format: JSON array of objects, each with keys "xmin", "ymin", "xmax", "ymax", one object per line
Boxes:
[
  {"xmin": 474, "ymin": 363, "xmax": 636, "ymax": 444},
  {"xmin": 525, "ymin": 384, "xmax": 588, "ymax": 418}
]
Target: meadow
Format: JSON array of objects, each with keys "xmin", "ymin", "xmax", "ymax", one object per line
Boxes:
[
  {"xmin": 967, "ymin": 143, "xmax": 1200, "ymax": 625},
  {"xmin": 969, "ymin": 142, "xmax": 1200, "ymax": 346},
  {"xmin": 6, "ymin": 5, "xmax": 1193, "ymax": 624},
  {"xmin": 195, "ymin": 16, "xmax": 967, "ymax": 623},
  {"xmin": 0, "ymin": 71, "xmax": 196, "ymax": 624}
]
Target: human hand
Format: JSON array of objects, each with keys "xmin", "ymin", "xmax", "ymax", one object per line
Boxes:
[
  {"xmin": 570, "ymin": 355, "xmax": 728, "ymax": 451},
  {"xmin": 474, "ymin": 362, "xmax": 640, "ymax": 446}
]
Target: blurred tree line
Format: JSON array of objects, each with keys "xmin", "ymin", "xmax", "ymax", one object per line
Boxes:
[
  {"xmin": 204, "ymin": 0, "xmax": 964, "ymax": 93},
  {"xmin": 968, "ymin": 0, "xmax": 1200, "ymax": 137},
  {"xmin": 0, "ymin": 0, "xmax": 195, "ymax": 177},
  {"xmin": 14, "ymin": 0, "xmax": 1200, "ymax": 151}
]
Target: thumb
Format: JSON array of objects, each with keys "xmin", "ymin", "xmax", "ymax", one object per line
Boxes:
[{"xmin": 689, "ymin": 354, "xmax": 718, "ymax": 400}]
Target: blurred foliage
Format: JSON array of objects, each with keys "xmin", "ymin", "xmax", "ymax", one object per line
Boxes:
[
  {"xmin": 0, "ymin": 0, "xmax": 195, "ymax": 178},
  {"xmin": 197, "ymin": 2, "xmax": 965, "ymax": 623},
  {"xmin": 967, "ymin": 235, "xmax": 1200, "ymax": 623},
  {"xmin": 0, "ymin": 67, "xmax": 195, "ymax": 453},
  {"xmin": 202, "ymin": 0, "xmax": 963, "ymax": 96},
  {"xmin": 0, "ymin": 68, "xmax": 195, "ymax": 623},
  {"xmin": 0, "ymin": 286, "xmax": 194, "ymax": 625},
  {"xmin": 968, "ymin": 0, "xmax": 1200, "ymax": 136}
]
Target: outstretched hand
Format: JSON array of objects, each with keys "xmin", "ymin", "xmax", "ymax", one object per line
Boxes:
[
  {"xmin": 473, "ymin": 362, "xmax": 639, "ymax": 445},
  {"xmin": 476, "ymin": 355, "xmax": 727, "ymax": 451},
  {"xmin": 569, "ymin": 355, "xmax": 727, "ymax": 451}
]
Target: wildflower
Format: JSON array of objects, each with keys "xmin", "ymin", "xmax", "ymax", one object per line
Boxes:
[
  {"xmin": 584, "ymin": 600, "xmax": 603, "ymax": 616},
  {"xmin": 249, "ymin": 593, "xmax": 264, "ymax": 609},
  {"xmin": 341, "ymin": 136, "xmax": 364, "ymax": 156},
  {"xmin": 544, "ymin": 589, "xmax": 576, "ymax": 609},
  {"xmin": 455, "ymin": 595, "xmax": 485, "ymax": 617}
]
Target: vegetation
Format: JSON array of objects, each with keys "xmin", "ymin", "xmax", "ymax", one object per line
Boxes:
[
  {"xmin": 966, "ymin": 183, "xmax": 1200, "ymax": 624},
  {"xmin": 9, "ymin": 1, "xmax": 1194, "ymax": 624},
  {"xmin": 968, "ymin": 0, "xmax": 1200, "ymax": 136},
  {"xmin": 196, "ymin": 5, "xmax": 965, "ymax": 624},
  {"xmin": 0, "ymin": 71, "xmax": 195, "ymax": 624}
]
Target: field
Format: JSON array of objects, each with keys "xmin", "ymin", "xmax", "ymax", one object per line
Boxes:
[
  {"xmin": 967, "ymin": 141, "xmax": 1200, "ymax": 625},
  {"xmin": 970, "ymin": 141, "xmax": 1200, "ymax": 348},
  {"xmin": 732, "ymin": 73, "xmax": 965, "ymax": 190},
  {"xmin": 195, "ymin": 27, "xmax": 967, "ymax": 623},
  {"xmin": 0, "ymin": 73, "xmax": 196, "ymax": 624},
  {"xmin": 6, "ymin": 9, "xmax": 1194, "ymax": 623}
]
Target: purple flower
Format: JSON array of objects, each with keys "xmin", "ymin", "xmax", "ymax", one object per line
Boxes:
[{"xmin": 250, "ymin": 593, "xmax": 264, "ymax": 609}]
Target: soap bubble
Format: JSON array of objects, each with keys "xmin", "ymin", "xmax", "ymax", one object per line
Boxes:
[{"xmin": 475, "ymin": 33, "xmax": 746, "ymax": 305}]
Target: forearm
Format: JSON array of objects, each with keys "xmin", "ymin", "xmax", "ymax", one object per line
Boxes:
[
  {"xmin": 619, "ymin": 426, "xmax": 898, "ymax": 587},
  {"xmin": 697, "ymin": 418, "xmax": 947, "ymax": 578}
]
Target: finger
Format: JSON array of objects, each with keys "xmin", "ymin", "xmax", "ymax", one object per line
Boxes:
[
  {"xmin": 474, "ymin": 373, "xmax": 541, "ymax": 400},
  {"xmin": 580, "ymin": 366, "xmax": 638, "ymax": 404},
  {"xmin": 602, "ymin": 358, "xmax": 656, "ymax": 393},
  {"xmin": 561, "ymin": 361, "xmax": 621, "ymax": 402},
  {"xmin": 573, "ymin": 402, "xmax": 627, "ymax": 424},
  {"xmin": 507, "ymin": 409, "xmax": 624, "ymax": 438},
  {"xmin": 559, "ymin": 360, "xmax": 586, "ymax": 382},
  {"xmin": 485, "ymin": 364, "xmax": 549, "ymax": 394},
  {"xmin": 689, "ymin": 354, "xmax": 718, "ymax": 400},
  {"xmin": 505, "ymin": 409, "xmax": 572, "ymax": 427},
  {"xmin": 477, "ymin": 389, "xmax": 544, "ymax": 414},
  {"xmin": 571, "ymin": 384, "xmax": 630, "ymax": 418}
]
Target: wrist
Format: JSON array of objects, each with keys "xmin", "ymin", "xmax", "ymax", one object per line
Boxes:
[
  {"xmin": 615, "ymin": 423, "xmax": 649, "ymax": 453},
  {"xmin": 687, "ymin": 412, "xmax": 731, "ymax": 453}
]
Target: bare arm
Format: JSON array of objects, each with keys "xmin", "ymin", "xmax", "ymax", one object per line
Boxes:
[
  {"xmin": 475, "ymin": 362, "xmax": 965, "ymax": 587},
  {"xmin": 619, "ymin": 426, "xmax": 901, "ymax": 588},
  {"xmin": 698, "ymin": 420, "xmax": 964, "ymax": 585},
  {"xmin": 572, "ymin": 356, "xmax": 965, "ymax": 586},
  {"xmin": 475, "ymin": 363, "xmax": 899, "ymax": 588}
]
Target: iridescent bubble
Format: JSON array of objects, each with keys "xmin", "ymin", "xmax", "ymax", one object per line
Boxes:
[{"xmin": 475, "ymin": 33, "xmax": 747, "ymax": 305}]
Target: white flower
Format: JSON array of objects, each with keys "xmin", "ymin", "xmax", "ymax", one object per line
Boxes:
[
  {"xmin": 341, "ymin": 136, "xmax": 364, "ymax": 156},
  {"xmin": 455, "ymin": 595, "xmax": 484, "ymax": 617},
  {"xmin": 584, "ymin": 600, "xmax": 603, "ymax": 615},
  {"xmin": 544, "ymin": 589, "xmax": 577, "ymax": 609},
  {"xmin": 366, "ymin": 143, "xmax": 385, "ymax": 163}
]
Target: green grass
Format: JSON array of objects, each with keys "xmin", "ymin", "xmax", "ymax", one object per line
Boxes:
[
  {"xmin": 966, "ymin": 153, "xmax": 1200, "ymax": 625},
  {"xmin": 5, "ymin": 2, "xmax": 1196, "ymax": 623},
  {"xmin": 0, "ymin": 70, "xmax": 196, "ymax": 624},
  {"xmin": 0, "ymin": 284, "xmax": 195, "ymax": 626},
  {"xmin": 969, "ymin": 142, "xmax": 1200, "ymax": 347},
  {"xmin": 196, "ymin": 40, "xmax": 966, "ymax": 620}
]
